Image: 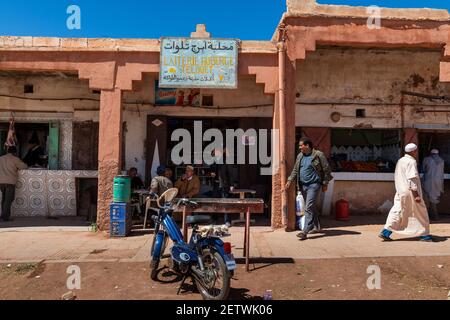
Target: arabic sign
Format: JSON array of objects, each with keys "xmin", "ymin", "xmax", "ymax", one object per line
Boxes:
[
  {"xmin": 155, "ymin": 81, "xmax": 201, "ymax": 107},
  {"xmin": 160, "ymin": 38, "xmax": 238, "ymax": 89}
]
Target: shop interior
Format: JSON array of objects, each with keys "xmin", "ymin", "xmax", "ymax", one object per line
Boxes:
[
  {"xmin": 330, "ymin": 129, "xmax": 401, "ymax": 173},
  {"xmin": 148, "ymin": 116, "xmax": 273, "ymax": 224},
  {"xmin": 419, "ymin": 131, "xmax": 450, "ymax": 214},
  {"xmin": 0, "ymin": 122, "xmax": 50, "ymax": 168}
]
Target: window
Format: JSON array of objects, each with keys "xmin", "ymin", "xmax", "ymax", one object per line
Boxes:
[
  {"xmin": 202, "ymin": 95, "xmax": 214, "ymax": 106},
  {"xmin": 24, "ymin": 84, "xmax": 34, "ymax": 94}
]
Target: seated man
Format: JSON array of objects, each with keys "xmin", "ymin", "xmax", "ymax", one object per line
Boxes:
[
  {"xmin": 175, "ymin": 165, "xmax": 200, "ymax": 198},
  {"xmin": 144, "ymin": 165, "xmax": 174, "ymax": 226},
  {"xmin": 150, "ymin": 165, "xmax": 173, "ymax": 196},
  {"xmin": 128, "ymin": 167, "xmax": 144, "ymax": 191}
]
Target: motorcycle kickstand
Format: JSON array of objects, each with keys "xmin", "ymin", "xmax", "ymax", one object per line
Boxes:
[{"xmin": 177, "ymin": 275, "xmax": 190, "ymax": 295}]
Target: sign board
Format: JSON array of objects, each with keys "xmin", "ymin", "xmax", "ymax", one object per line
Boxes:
[{"xmin": 159, "ymin": 38, "xmax": 238, "ymax": 89}]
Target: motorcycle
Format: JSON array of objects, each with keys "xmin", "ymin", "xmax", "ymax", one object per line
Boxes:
[{"xmin": 149, "ymin": 188, "xmax": 236, "ymax": 300}]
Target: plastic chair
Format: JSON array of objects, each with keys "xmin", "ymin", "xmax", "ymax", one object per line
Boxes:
[{"xmin": 143, "ymin": 196, "xmax": 159, "ymax": 230}]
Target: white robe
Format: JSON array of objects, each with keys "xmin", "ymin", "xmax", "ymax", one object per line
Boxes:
[
  {"xmin": 385, "ymin": 155, "xmax": 430, "ymax": 236},
  {"xmin": 422, "ymin": 155, "xmax": 445, "ymax": 204}
]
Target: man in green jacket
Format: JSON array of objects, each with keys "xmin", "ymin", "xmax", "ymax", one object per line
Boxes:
[{"xmin": 284, "ymin": 137, "xmax": 333, "ymax": 240}]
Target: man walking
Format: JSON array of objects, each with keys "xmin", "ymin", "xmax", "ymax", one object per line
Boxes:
[
  {"xmin": 0, "ymin": 146, "xmax": 28, "ymax": 222},
  {"xmin": 285, "ymin": 137, "xmax": 333, "ymax": 240},
  {"xmin": 422, "ymin": 149, "xmax": 445, "ymax": 221},
  {"xmin": 379, "ymin": 143, "xmax": 433, "ymax": 242}
]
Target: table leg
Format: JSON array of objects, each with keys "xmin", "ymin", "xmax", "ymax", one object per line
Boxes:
[
  {"xmin": 243, "ymin": 215, "xmax": 247, "ymax": 258},
  {"xmin": 182, "ymin": 207, "xmax": 188, "ymax": 243},
  {"xmin": 232, "ymin": 193, "xmax": 247, "ymax": 226},
  {"xmin": 245, "ymin": 207, "xmax": 251, "ymax": 272}
]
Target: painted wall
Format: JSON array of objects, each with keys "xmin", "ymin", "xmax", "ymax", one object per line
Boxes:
[
  {"xmin": 295, "ymin": 47, "xmax": 450, "ymax": 128},
  {"xmin": 331, "ymin": 181, "xmax": 395, "ymax": 215},
  {"xmin": 0, "ymin": 72, "xmax": 275, "ymax": 182}
]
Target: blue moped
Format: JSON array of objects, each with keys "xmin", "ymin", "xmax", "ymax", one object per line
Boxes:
[{"xmin": 149, "ymin": 188, "xmax": 236, "ymax": 300}]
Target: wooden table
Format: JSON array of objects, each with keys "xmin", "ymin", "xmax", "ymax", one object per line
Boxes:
[
  {"xmin": 229, "ymin": 189, "xmax": 257, "ymax": 226},
  {"xmin": 173, "ymin": 198, "xmax": 264, "ymax": 271}
]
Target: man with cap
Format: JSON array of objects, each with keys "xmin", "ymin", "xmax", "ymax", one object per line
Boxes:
[
  {"xmin": 379, "ymin": 143, "xmax": 433, "ymax": 242},
  {"xmin": 150, "ymin": 165, "xmax": 173, "ymax": 196},
  {"xmin": 422, "ymin": 149, "xmax": 445, "ymax": 221},
  {"xmin": 175, "ymin": 165, "xmax": 201, "ymax": 198}
]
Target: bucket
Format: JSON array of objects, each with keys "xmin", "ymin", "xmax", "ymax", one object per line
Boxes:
[{"xmin": 113, "ymin": 176, "xmax": 131, "ymax": 203}]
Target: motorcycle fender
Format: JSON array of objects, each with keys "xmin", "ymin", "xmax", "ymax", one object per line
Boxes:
[{"xmin": 199, "ymin": 238, "xmax": 236, "ymax": 272}]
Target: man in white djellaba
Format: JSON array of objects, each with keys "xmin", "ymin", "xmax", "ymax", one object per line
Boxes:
[
  {"xmin": 379, "ymin": 143, "xmax": 434, "ymax": 242},
  {"xmin": 422, "ymin": 149, "xmax": 445, "ymax": 221}
]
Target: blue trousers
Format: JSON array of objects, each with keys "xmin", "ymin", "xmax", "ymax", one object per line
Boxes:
[{"xmin": 301, "ymin": 183, "xmax": 321, "ymax": 234}]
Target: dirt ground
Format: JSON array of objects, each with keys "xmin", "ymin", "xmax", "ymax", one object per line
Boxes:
[{"xmin": 1, "ymin": 256, "xmax": 449, "ymax": 300}]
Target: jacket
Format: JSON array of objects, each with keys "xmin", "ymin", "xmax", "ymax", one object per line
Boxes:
[
  {"xmin": 287, "ymin": 149, "xmax": 333, "ymax": 190},
  {"xmin": 0, "ymin": 154, "xmax": 28, "ymax": 185},
  {"xmin": 175, "ymin": 175, "xmax": 201, "ymax": 198}
]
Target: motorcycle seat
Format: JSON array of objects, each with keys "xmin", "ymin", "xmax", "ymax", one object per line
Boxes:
[{"xmin": 186, "ymin": 215, "xmax": 212, "ymax": 226}]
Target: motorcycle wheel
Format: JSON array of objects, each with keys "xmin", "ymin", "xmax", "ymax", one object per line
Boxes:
[
  {"xmin": 150, "ymin": 231, "xmax": 168, "ymax": 281},
  {"xmin": 194, "ymin": 248, "xmax": 231, "ymax": 300}
]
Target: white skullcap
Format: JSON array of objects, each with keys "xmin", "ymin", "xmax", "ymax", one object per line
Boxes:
[
  {"xmin": 431, "ymin": 149, "xmax": 439, "ymax": 154},
  {"xmin": 405, "ymin": 143, "xmax": 418, "ymax": 153}
]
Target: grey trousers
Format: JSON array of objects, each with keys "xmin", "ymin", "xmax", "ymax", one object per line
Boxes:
[{"xmin": 0, "ymin": 184, "xmax": 16, "ymax": 221}]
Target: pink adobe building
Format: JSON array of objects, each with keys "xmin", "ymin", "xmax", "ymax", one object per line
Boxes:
[{"xmin": 0, "ymin": 0, "xmax": 449, "ymax": 231}]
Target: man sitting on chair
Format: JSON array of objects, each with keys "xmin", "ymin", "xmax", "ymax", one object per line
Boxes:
[
  {"xmin": 175, "ymin": 165, "xmax": 201, "ymax": 198},
  {"xmin": 150, "ymin": 165, "xmax": 173, "ymax": 196}
]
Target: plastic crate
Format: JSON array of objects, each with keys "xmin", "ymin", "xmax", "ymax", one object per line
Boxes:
[
  {"xmin": 110, "ymin": 220, "xmax": 132, "ymax": 237},
  {"xmin": 110, "ymin": 202, "xmax": 130, "ymax": 222}
]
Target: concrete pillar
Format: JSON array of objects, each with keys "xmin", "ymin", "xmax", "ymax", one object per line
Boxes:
[
  {"xmin": 285, "ymin": 58, "xmax": 297, "ymax": 231},
  {"xmin": 272, "ymin": 93, "xmax": 283, "ymax": 229},
  {"xmin": 97, "ymin": 88, "xmax": 123, "ymax": 231}
]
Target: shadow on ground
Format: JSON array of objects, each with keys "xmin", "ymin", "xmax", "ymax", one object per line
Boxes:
[
  {"xmin": 0, "ymin": 217, "xmax": 91, "ymax": 229},
  {"xmin": 321, "ymin": 214, "xmax": 450, "ymax": 229}
]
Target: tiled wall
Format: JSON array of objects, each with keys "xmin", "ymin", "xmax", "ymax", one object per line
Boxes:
[{"xmin": 0, "ymin": 170, "xmax": 98, "ymax": 217}]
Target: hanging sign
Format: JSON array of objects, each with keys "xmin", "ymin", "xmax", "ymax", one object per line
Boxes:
[{"xmin": 159, "ymin": 37, "xmax": 238, "ymax": 89}]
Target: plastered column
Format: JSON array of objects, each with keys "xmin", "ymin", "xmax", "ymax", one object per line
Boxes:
[
  {"xmin": 97, "ymin": 88, "xmax": 123, "ymax": 231},
  {"xmin": 285, "ymin": 58, "xmax": 297, "ymax": 231}
]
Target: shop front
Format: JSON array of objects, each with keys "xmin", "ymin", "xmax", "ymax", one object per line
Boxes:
[
  {"xmin": 0, "ymin": 111, "xmax": 98, "ymax": 220},
  {"xmin": 1, "ymin": 0, "xmax": 450, "ymax": 231}
]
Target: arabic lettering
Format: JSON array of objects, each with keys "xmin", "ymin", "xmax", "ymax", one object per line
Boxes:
[
  {"xmin": 163, "ymin": 73, "xmax": 216, "ymax": 83},
  {"xmin": 163, "ymin": 39, "xmax": 235, "ymax": 54}
]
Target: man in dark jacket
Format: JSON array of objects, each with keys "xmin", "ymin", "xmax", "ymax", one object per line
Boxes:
[{"xmin": 285, "ymin": 137, "xmax": 333, "ymax": 240}]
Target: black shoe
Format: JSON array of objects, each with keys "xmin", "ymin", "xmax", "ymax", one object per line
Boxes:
[{"xmin": 297, "ymin": 231, "xmax": 307, "ymax": 240}]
